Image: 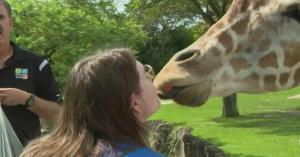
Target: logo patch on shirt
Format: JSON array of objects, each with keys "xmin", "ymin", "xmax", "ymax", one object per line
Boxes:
[{"xmin": 15, "ymin": 68, "xmax": 28, "ymax": 79}]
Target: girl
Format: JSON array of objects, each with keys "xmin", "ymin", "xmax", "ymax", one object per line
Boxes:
[{"xmin": 20, "ymin": 49, "xmax": 164, "ymax": 157}]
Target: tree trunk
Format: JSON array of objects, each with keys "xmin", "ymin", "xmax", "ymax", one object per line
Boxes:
[{"xmin": 222, "ymin": 93, "xmax": 239, "ymax": 117}]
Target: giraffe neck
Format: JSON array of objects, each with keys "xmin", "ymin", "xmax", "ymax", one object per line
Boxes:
[{"xmin": 207, "ymin": 5, "xmax": 300, "ymax": 94}]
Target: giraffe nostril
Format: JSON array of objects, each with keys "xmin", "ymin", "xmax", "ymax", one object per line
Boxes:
[{"xmin": 175, "ymin": 49, "xmax": 199, "ymax": 62}]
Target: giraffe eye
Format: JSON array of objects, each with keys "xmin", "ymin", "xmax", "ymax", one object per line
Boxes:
[{"xmin": 282, "ymin": 4, "xmax": 300, "ymax": 22}]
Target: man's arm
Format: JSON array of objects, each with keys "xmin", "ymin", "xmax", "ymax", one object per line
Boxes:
[{"xmin": 0, "ymin": 88, "xmax": 61, "ymax": 125}]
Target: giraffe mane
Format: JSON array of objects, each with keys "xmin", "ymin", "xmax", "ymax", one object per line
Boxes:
[{"xmin": 228, "ymin": 0, "xmax": 267, "ymax": 21}]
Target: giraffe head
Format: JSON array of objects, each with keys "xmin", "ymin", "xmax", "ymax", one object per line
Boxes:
[{"xmin": 154, "ymin": 0, "xmax": 300, "ymax": 106}]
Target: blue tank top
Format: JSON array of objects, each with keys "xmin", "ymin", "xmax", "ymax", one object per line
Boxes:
[
  {"xmin": 89, "ymin": 139, "xmax": 165, "ymax": 157},
  {"xmin": 123, "ymin": 147, "xmax": 164, "ymax": 157}
]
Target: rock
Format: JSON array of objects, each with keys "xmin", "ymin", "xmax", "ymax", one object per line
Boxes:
[{"xmin": 149, "ymin": 120, "xmax": 226, "ymax": 157}]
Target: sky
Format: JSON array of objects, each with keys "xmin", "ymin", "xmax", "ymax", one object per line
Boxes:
[{"xmin": 114, "ymin": 0, "xmax": 130, "ymax": 12}]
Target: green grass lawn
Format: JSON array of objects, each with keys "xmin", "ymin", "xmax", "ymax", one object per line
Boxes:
[{"xmin": 151, "ymin": 86, "xmax": 300, "ymax": 157}]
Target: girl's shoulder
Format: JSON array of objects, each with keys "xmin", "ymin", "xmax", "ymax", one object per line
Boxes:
[
  {"xmin": 124, "ymin": 147, "xmax": 166, "ymax": 157},
  {"xmin": 88, "ymin": 139, "xmax": 165, "ymax": 157}
]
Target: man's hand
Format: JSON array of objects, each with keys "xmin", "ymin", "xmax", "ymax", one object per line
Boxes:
[
  {"xmin": 0, "ymin": 88, "xmax": 30, "ymax": 106},
  {"xmin": 0, "ymin": 88, "xmax": 61, "ymax": 124}
]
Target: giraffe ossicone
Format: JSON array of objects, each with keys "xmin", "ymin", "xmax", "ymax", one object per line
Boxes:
[{"xmin": 154, "ymin": 0, "xmax": 300, "ymax": 106}]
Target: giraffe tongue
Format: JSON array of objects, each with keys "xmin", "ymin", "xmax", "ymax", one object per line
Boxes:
[
  {"xmin": 162, "ymin": 84, "xmax": 173, "ymax": 93},
  {"xmin": 159, "ymin": 84, "xmax": 186, "ymax": 99}
]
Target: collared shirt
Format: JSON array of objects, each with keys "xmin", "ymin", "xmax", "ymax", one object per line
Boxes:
[{"xmin": 0, "ymin": 42, "xmax": 59, "ymax": 145}]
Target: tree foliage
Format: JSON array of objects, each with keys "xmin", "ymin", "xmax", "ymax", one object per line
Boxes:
[
  {"xmin": 188, "ymin": 0, "xmax": 232, "ymax": 26},
  {"xmin": 7, "ymin": 0, "xmax": 232, "ymax": 88},
  {"xmin": 8, "ymin": 0, "xmax": 147, "ymax": 88},
  {"xmin": 125, "ymin": 0, "xmax": 232, "ymax": 71}
]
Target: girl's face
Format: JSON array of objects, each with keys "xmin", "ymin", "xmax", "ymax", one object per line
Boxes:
[{"xmin": 132, "ymin": 61, "xmax": 160, "ymax": 122}]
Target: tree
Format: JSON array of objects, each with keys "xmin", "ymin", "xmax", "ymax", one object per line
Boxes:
[
  {"xmin": 188, "ymin": 0, "xmax": 238, "ymax": 117},
  {"xmin": 126, "ymin": 0, "xmax": 198, "ymax": 72},
  {"xmin": 9, "ymin": 0, "xmax": 147, "ymax": 88},
  {"xmin": 190, "ymin": 0, "xmax": 238, "ymax": 117}
]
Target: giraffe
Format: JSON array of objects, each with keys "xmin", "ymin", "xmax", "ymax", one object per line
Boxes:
[{"xmin": 154, "ymin": 0, "xmax": 300, "ymax": 106}]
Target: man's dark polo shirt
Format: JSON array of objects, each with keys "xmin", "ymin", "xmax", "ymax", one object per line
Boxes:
[{"xmin": 0, "ymin": 43, "xmax": 59, "ymax": 145}]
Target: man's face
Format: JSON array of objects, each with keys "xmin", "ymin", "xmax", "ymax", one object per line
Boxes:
[{"xmin": 0, "ymin": 3, "xmax": 12, "ymax": 44}]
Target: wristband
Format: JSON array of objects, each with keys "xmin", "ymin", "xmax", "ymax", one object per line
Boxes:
[{"xmin": 24, "ymin": 94, "xmax": 35, "ymax": 108}]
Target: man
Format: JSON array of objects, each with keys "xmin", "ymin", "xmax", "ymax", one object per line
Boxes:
[{"xmin": 0, "ymin": 0, "xmax": 61, "ymax": 145}]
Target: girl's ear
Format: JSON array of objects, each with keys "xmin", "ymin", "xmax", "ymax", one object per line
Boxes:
[{"xmin": 130, "ymin": 92, "xmax": 144, "ymax": 121}]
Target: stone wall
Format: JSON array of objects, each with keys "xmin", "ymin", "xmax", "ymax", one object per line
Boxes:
[{"xmin": 149, "ymin": 120, "xmax": 226, "ymax": 157}]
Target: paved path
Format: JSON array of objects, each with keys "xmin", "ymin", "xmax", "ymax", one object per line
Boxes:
[
  {"xmin": 160, "ymin": 99, "xmax": 175, "ymax": 105},
  {"xmin": 287, "ymin": 94, "xmax": 300, "ymax": 99}
]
